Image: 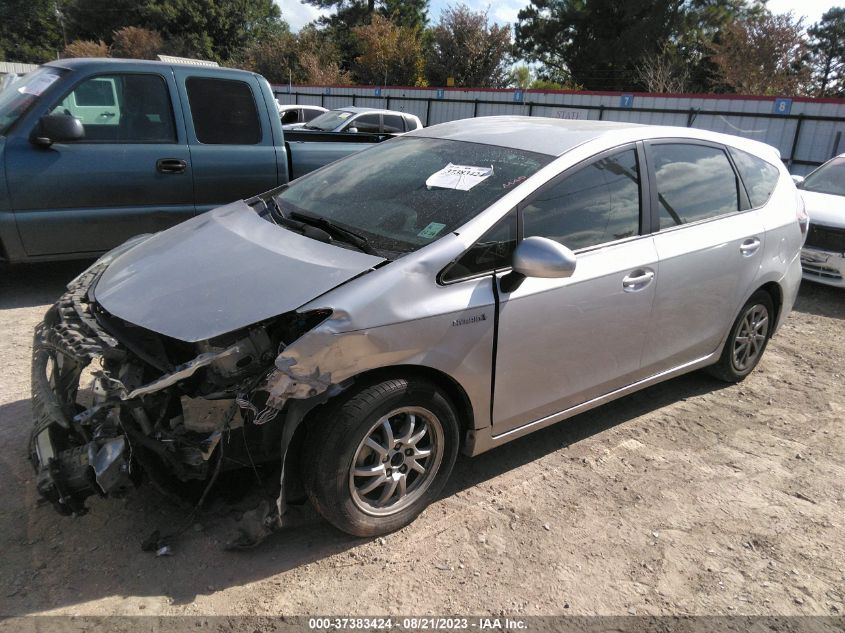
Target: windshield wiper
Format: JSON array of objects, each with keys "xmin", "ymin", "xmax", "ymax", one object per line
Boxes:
[{"xmin": 289, "ymin": 210, "xmax": 379, "ymax": 255}]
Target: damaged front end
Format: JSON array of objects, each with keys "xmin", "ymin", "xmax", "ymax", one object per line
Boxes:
[{"xmin": 29, "ymin": 262, "xmax": 335, "ymax": 520}]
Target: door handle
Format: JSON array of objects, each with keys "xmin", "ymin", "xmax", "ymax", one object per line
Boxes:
[
  {"xmin": 156, "ymin": 158, "xmax": 187, "ymax": 174},
  {"xmin": 101, "ymin": 112, "xmax": 115, "ymax": 118},
  {"xmin": 622, "ymin": 269, "xmax": 655, "ymax": 292},
  {"xmin": 740, "ymin": 237, "xmax": 761, "ymax": 257}
]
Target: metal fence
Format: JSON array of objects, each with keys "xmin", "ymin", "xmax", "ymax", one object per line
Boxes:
[{"xmin": 274, "ymin": 84, "xmax": 845, "ymax": 176}]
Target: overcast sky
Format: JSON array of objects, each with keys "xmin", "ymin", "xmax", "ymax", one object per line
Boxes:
[{"xmin": 277, "ymin": 0, "xmax": 839, "ymax": 33}]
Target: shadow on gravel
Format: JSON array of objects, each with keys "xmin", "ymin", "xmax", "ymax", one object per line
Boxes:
[
  {"xmin": 0, "ymin": 260, "xmax": 94, "ymax": 310},
  {"xmin": 0, "ymin": 370, "xmax": 730, "ymax": 614},
  {"xmin": 794, "ymin": 281, "xmax": 845, "ymax": 321}
]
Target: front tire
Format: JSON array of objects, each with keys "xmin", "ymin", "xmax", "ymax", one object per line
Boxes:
[
  {"xmin": 707, "ymin": 290, "xmax": 774, "ymax": 383},
  {"xmin": 303, "ymin": 378, "xmax": 459, "ymax": 537}
]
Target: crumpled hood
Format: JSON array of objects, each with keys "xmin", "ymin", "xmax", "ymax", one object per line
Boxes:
[
  {"xmin": 801, "ymin": 190, "xmax": 845, "ymax": 229},
  {"xmin": 93, "ymin": 201, "xmax": 385, "ymax": 342}
]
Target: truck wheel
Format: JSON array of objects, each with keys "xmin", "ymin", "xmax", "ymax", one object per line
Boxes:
[
  {"xmin": 707, "ymin": 290, "xmax": 774, "ymax": 383},
  {"xmin": 303, "ymin": 378, "xmax": 459, "ymax": 537}
]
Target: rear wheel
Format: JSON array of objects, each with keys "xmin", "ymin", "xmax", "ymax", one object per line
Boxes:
[
  {"xmin": 707, "ymin": 290, "xmax": 774, "ymax": 382},
  {"xmin": 303, "ymin": 378, "xmax": 459, "ymax": 537}
]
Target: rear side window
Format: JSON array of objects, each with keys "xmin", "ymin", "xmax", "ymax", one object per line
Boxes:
[
  {"xmin": 186, "ymin": 77, "xmax": 261, "ymax": 145},
  {"xmin": 383, "ymin": 114, "xmax": 405, "ymax": 133},
  {"xmin": 729, "ymin": 147, "xmax": 780, "ymax": 207},
  {"xmin": 523, "ymin": 148, "xmax": 641, "ymax": 251},
  {"xmin": 651, "ymin": 143, "xmax": 739, "ymax": 228},
  {"xmin": 404, "ymin": 115, "xmax": 419, "ymax": 130}
]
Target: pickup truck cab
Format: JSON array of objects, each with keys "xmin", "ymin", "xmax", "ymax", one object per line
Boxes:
[{"xmin": 0, "ymin": 58, "xmax": 382, "ymax": 263}]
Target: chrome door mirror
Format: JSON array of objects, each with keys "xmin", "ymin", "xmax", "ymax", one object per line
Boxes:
[
  {"xmin": 501, "ymin": 236, "xmax": 577, "ymax": 292},
  {"xmin": 346, "ymin": 126, "xmax": 359, "ymax": 133}
]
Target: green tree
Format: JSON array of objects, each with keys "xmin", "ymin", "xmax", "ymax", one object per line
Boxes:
[
  {"xmin": 425, "ymin": 4, "xmax": 512, "ymax": 87},
  {"xmin": 110, "ymin": 26, "xmax": 163, "ymax": 59},
  {"xmin": 143, "ymin": 0, "xmax": 286, "ymax": 62},
  {"xmin": 0, "ymin": 0, "xmax": 63, "ymax": 63},
  {"xmin": 352, "ymin": 14, "xmax": 425, "ymax": 85},
  {"xmin": 305, "ymin": 0, "xmax": 428, "ymax": 76},
  {"xmin": 62, "ymin": 0, "xmax": 144, "ymax": 43},
  {"xmin": 808, "ymin": 7, "xmax": 845, "ymax": 97},
  {"xmin": 515, "ymin": 0, "xmax": 688, "ymax": 91},
  {"xmin": 710, "ymin": 11, "xmax": 811, "ymax": 95}
]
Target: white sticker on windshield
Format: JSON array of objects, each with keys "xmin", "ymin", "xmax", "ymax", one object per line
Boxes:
[
  {"xmin": 426, "ymin": 163, "xmax": 493, "ymax": 191},
  {"xmin": 418, "ymin": 222, "xmax": 446, "ymax": 239},
  {"xmin": 338, "ymin": 112, "xmax": 352, "ymax": 119},
  {"xmin": 18, "ymin": 73, "xmax": 59, "ymax": 97}
]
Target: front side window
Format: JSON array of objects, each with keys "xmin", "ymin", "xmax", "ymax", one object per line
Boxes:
[
  {"xmin": 651, "ymin": 143, "xmax": 739, "ymax": 228},
  {"xmin": 729, "ymin": 147, "xmax": 780, "ymax": 207},
  {"xmin": 802, "ymin": 157, "xmax": 845, "ymax": 197},
  {"xmin": 186, "ymin": 77, "xmax": 261, "ymax": 145},
  {"xmin": 523, "ymin": 148, "xmax": 641, "ymax": 251},
  {"xmin": 49, "ymin": 73, "xmax": 175, "ymax": 143},
  {"xmin": 277, "ymin": 136, "xmax": 552, "ymax": 255},
  {"xmin": 280, "ymin": 109, "xmax": 299, "ymax": 125},
  {"xmin": 350, "ymin": 114, "xmax": 380, "ymax": 133}
]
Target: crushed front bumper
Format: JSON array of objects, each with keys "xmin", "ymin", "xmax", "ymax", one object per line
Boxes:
[{"xmin": 30, "ymin": 265, "xmax": 134, "ymax": 515}]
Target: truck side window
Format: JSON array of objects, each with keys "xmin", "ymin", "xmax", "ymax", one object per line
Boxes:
[
  {"xmin": 186, "ymin": 77, "xmax": 261, "ymax": 145},
  {"xmin": 50, "ymin": 74, "xmax": 176, "ymax": 143}
]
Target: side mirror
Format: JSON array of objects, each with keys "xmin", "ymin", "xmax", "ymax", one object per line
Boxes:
[
  {"xmin": 500, "ymin": 236, "xmax": 577, "ymax": 292},
  {"xmin": 791, "ymin": 174, "xmax": 805, "ymax": 188},
  {"xmin": 346, "ymin": 126, "xmax": 359, "ymax": 133},
  {"xmin": 31, "ymin": 114, "xmax": 84, "ymax": 147}
]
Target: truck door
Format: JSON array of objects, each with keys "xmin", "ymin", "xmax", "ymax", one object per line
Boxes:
[
  {"xmin": 6, "ymin": 68, "xmax": 194, "ymax": 257},
  {"xmin": 173, "ymin": 69, "xmax": 280, "ymax": 213}
]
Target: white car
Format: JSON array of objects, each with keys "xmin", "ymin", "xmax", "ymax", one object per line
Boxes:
[
  {"xmin": 276, "ymin": 102, "xmax": 327, "ymax": 126},
  {"xmin": 795, "ymin": 154, "xmax": 845, "ymax": 287},
  {"xmin": 294, "ymin": 106, "xmax": 423, "ymax": 134}
]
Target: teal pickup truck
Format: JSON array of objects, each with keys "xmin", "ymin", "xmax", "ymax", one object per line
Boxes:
[{"xmin": 0, "ymin": 58, "xmax": 387, "ymax": 263}]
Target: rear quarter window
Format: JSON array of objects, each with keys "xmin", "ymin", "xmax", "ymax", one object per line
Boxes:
[{"xmin": 728, "ymin": 147, "xmax": 781, "ymax": 208}]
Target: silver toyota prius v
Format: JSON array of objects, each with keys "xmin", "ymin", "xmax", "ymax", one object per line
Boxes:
[{"xmin": 30, "ymin": 117, "xmax": 806, "ymax": 545}]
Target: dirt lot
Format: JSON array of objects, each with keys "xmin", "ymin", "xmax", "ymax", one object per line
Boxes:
[{"xmin": 0, "ymin": 261, "xmax": 843, "ymax": 619}]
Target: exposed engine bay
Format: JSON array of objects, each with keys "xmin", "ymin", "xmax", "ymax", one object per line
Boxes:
[{"xmin": 29, "ymin": 260, "xmax": 339, "ymax": 545}]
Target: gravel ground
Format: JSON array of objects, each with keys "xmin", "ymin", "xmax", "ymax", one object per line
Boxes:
[{"xmin": 0, "ymin": 261, "xmax": 843, "ymax": 619}]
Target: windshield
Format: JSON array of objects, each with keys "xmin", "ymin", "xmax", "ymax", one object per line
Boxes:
[
  {"xmin": 802, "ymin": 158, "xmax": 845, "ymax": 197},
  {"xmin": 303, "ymin": 109, "xmax": 355, "ymax": 131},
  {"xmin": 277, "ymin": 136, "xmax": 553, "ymax": 255},
  {"xmin": 0, "ymin": 67, "xmax": 64, "ymax": 136}
]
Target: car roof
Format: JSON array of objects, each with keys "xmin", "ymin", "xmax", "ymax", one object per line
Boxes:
[
  {"xmin": 408, "ymin": 115, "xmax": 780, "ymax": 161},
  {"xmin": 333, "ymin": 106, "xmax": 419, "ymax": 117}
]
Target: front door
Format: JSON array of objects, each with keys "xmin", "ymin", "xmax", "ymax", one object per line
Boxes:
[
  {"xmin": 493, "ymin": 145, "xmax": 658, "ymax": 435},
  {"xmin": 7, "ymin": 69, "xmax": 193, "ymax": 257}
]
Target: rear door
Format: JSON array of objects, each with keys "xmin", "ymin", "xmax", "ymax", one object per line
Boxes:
[
  {"xmin": 173, "ymin": 69, "xmax": 280, "ymax": 214},
  {"xmin": 641, "ymin": 140, "xmax": 765, "ymax": 374},
  {"xmin": 7, "ymin": 67, "xmax": 193, "ymax": 256}
]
